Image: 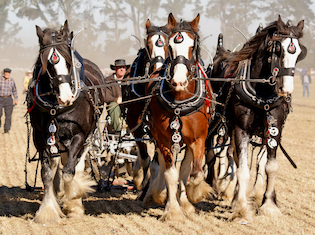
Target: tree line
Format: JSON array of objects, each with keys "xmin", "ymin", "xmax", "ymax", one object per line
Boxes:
[{"xmin": 1, "ymin": 0, "xmax": 314, "ymax": 70}]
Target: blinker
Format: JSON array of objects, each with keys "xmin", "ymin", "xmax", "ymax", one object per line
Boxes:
[
  {"xmin": 49, "ymin": 49, "xmax": 60, "ymax": 64},
  {"xmin": 174, "ymin": 32, "xmax": 184, "ymax": 44},
  {"xmin": 155, "ymin": 35, "xmax": 164, "ymax": 47},
  {"xmin": 287, "ymin": 38, "xmax": 296, "ymax": 54}
]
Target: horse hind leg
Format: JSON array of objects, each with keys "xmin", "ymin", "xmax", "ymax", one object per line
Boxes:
[
  {"xmin": 144, "ymin": 148, "xmax": 167, "ymax": 206},
  {"xmin": 216, "ymin": 138, "xmax": 237, "ymax": 201},
  {"xmin": 230, "ymin": 128, "xmax": 253, "ymax": 224},
  {"xmin": 34, "ymin": 155, "xmax": 65, "ymax": 223},
  {"xmin": 133, "ymin": 142, "xmax": 151, "ymax": 190},
  {"xmin": 62, "ymin": 146, "xmax": 95, "ymax": 218}
]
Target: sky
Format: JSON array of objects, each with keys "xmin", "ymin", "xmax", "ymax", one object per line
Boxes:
[{"xmin": 7, "ymin": 1, "xmax": 315, "ymax": 68}]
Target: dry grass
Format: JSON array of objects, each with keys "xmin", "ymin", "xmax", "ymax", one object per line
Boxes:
[{"xmin": 0, "ymin": 77, "xmax": 314, "ymax": 235}]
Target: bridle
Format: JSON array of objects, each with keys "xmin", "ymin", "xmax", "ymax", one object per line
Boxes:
[
  {"xmin": 36, "ymin": 30, "xmax": 85, "ymax": 105},
  {"xmin": 233, "ymin": 28, "xmax": 306, "ymax": 111},
  {"xmin": 144, "ymin": 28, "xmax": 169, "ymax": 71},
  {"xmin": 266, "ymin": 31, "xmax": 301, "ymax": 87},
  {"xmin": 166, "ymin": 24, "xmax": 199, "ymax": 81}
]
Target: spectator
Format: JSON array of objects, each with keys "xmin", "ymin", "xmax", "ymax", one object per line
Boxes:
[
  {"xmin": 23, "ymin": 70, "xmax": 32, "ymax": 94},
  {"xmin": 301, "ymin": 69, "xmax": 311, "ymax": 97},
  {"xmin": 0, "ymin": 68, "xmax": 18, "ymax": 133}
]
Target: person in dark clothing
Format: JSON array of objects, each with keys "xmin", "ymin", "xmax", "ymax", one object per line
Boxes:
[
  {"xmin": 0, "ymin": 68, "xmax": 18, "ymax": 133},
  {"xmin": 104, "ymin": 59, "xmax": 130, "ymax": 133}
]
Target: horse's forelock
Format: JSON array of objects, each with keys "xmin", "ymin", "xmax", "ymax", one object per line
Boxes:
[{"xmin": 172, "ymin": 21, "xmax": 198, "ymax": 35}]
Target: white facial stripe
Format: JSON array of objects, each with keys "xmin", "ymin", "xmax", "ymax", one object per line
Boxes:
[
  {"xmin": 281, "ymin": 38, "xmax": 302, "ymax": 93},
  {"xmin": 150, "ymin": 35, "xmax": 166, "ymax": 69},
  {"xmin": 282, "ymin": 38, "xmax": 301, "ymax": 68},
  {"xmin": 169, "ymin": 32, "xmax": 194, "ymax": 60},
  {"xmin": 58, "ymin": 83, "xmax": 74, "ymax": 105},
  {"xmin": 169, "ymin": 32, "xmax": 194, "ymax": 88},
  {"xmin": 48, "ymin": 48, "xmax": 69, "ymax": 75}
]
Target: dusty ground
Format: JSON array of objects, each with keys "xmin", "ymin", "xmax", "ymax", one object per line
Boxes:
[{"xmin": 0, "ymin": 76, "xmax": 314, "ymax": 235}]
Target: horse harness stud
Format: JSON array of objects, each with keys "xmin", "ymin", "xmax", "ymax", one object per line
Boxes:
[
  {"xmin": 47, "ymin": 120, "xmax": 58, "ymax": 154},
  {"xmin": 170, "ymin": 108, "xmax": 183, "ymax": 155}
]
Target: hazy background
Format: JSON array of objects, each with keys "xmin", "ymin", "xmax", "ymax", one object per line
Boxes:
[{"xmin": 1, "ymin": 0, "xmax": 315, "ymax": 87}]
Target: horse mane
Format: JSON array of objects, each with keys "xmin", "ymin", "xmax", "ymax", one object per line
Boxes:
[
  {"xmin": 225, "ymin": 20, "xmax": 304, "ymax": 77},
  {"xmin": 35, "ymin": 26, "xmax": 72, "ymax": 74}
]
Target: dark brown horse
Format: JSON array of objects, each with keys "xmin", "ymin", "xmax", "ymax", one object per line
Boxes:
[
  {"xmin": 123, "ymin": 16, "xmax": 171, "ymax": 191},
  {"xmin": 27, "ymin": 21, "xmax": 106, "ymax": 223},
  {"xmin": 144, "ymin": 14, "xmax": 214, "ymax": 221},
  {"xmin": 208, "ymin": 15, "xmax": 306, "ymax": 223}
]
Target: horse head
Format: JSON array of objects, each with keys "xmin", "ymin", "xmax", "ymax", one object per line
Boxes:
[
  {"xmin": 272, "ymin": 15, "xmax": 306, "ymax": 95},
  {"xmin": 145, "ymin": 16, "xmax": 171, "ymax": 71},
  {"xmin": 167, "ymin": 14, "xmax": 200, "ymax": 92},
  {"xmin": 36, "ymin": 20, "xmax": 77, "ymax": 107}
]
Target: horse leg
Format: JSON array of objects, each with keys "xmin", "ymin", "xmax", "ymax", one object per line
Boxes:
[
  {"xmin": 259, "ymin": 143, "xmax": 281, "ymax": 216},
  {"xmin": 178, "ymin": 148, "xmax": 195, "ymax": 216},
  {"xmin": 230, "ymin": 125, "xmax": 252, "ymax": 224},
  {"xmin": 143, "ymin": 149, "xmax": 166, "ymax": 206},
  {"xmin": 159, "ymin": 145, "xmax": 184, "ymax": 221},
  {"xmin": 250, "ymin": 145, "xmax": 267, "ymax": 207},
  {"xmin": 218, "ymin": 142, "xmax": 237, "ymax": 202},
  {"xmin": 34, "ymin": 152, "xmax": 64, "ymax": 223},
  {"xmin": 62, "ymin": 135, "xmax": 95, "ymax": 218},
  {"xmin": 186, "ymin": 140, "xmax": 214, "ymax": 204},
  {"xmin": 133, "ymin": 140, "xmax": 151, "ymax": 190},
  {"xmin": 205, "ymin": 148, "xmax": 216, "ymax": 189}
]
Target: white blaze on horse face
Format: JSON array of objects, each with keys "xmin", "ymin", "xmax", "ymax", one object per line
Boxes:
[
  {"xmin": 281, "ymin": 38, "xmax": 302, "ymax": 94},
  {"xmin": 150, "ymin": 35, "xmax": 166, "ymax": 69},
  {"xmin": 48, "ymin": 48, "xmax": 75, "ymax": 106},
  {"xmin": 169, "ymin": 32, "xmax": 194, "ymax": 91}
]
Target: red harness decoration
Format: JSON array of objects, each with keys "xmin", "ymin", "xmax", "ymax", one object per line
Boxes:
[{"xmin": 196, "ymin": 61, "xmax": 213, "ymax": 114}]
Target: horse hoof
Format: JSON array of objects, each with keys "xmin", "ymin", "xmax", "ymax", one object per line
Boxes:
[
  {"xmin": 63, "ymin": 173, "xmax": 74, "ymax": 183},
  {"xmin": 232, "ymin": 217, "xmax": 251, "ymax": 225},
  {"xmin": 159, "ymin": 208, "xmax": 185, "ymax": 221}
]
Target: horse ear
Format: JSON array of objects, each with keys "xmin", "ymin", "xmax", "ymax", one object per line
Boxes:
[
  {"xmin": 297, "ymin": 19, "xmax": 304, "ymax": 30},
  {"xmin": 36, "ymin": 25, "xmax": 44, "ymax": 40},
  {"xmin": 146, "ymin": 19, "xmax": 151, "ymax": 30},
  {"xmin": 277, "ymin": 15, "xmax": 286, "ymax": 31},
  {"xmin": 190, "ymin": 13, "xmax": 200, "ymax": 31},
  {"xmin": 62, "ymin": 20, "xmax": 69, "ymax": 39},
  {"xmin": 168, "ymin": 12, "xmax": 177, "ymax": 29}
]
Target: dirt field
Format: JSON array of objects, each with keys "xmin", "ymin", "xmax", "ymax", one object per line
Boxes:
[{"xmin": 0, "ymin": 75, "xmax": 314, "ymax": 235}]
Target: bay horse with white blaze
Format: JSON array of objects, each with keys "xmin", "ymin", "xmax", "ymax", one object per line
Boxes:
[
  {"xmin": 145, "ymin": 14, "xmax": 214, "ymax": 221},
  {"xmin": 209, "ymin": 15, "xmax": 306, "ymax": 223},
  {"xmin": 123, "ymin": 16, "xmax": 171, "ymax": 190},
  {"xmin": 27, "ymin": 21, "xmax": 106, "ymax": 223}
]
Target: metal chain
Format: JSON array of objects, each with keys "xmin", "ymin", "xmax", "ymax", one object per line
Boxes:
[
  {"xmin": 207, "ymin": 82, "xmax": 234, "ymax": 138},
  {"xmin": 87, "ymin": 89, "xmax": 102, "ymax": 119}
]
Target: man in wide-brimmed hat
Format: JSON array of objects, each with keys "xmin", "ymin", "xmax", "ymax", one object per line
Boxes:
[{"xmin": 104, "ymin": 59, "xmax": 130, "ymax": 133}]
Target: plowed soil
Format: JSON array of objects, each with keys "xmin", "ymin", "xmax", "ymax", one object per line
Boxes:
[{"xmin": 0, "ymin": 76, "xmax": 314, "ymax": 235}]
